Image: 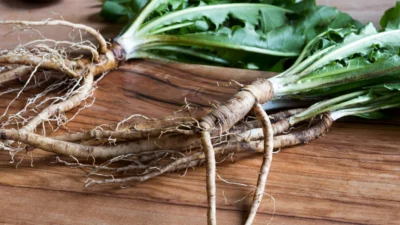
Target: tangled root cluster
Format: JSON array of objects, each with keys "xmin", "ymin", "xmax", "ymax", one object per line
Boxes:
[{"xmin": 0, "ymin": 19, "xmax": 115, "ymax": 161}]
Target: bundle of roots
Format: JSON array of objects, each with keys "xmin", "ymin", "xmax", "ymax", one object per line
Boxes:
[{"xmin": 0, "ymin": 20, "xmax": 336, "ymax": 224}]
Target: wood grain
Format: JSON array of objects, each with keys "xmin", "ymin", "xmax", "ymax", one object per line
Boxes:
[{"xmin": 0, "ymin": 1, "xmax": 399, "ymax": 225}]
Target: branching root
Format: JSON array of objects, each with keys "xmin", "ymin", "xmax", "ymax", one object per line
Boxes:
[{"xmin": 245, "ymin": 103, "xmax": 274, "ymax": 225}]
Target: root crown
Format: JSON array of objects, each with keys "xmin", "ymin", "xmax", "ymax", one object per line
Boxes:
[{"xmin": 200, "ymin": 79, "xmax": 273, "ymax": 132}]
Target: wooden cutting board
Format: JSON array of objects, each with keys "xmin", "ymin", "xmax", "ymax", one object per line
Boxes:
[{"xmin": 0, "ymin": 1, "xmax": 399, "ymax": 224}]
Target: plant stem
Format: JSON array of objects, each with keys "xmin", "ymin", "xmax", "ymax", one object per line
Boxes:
[
  {"xmin": 144, "ymin": 46, "xmax": 230, "ymax": 65},
  {"xmin": 273, "ymin": 56, "xmax": 400, "ymax": 96},
  {"xmin": 119, "ymin": 34, "xmax": 298, "ymax": 60},
  {"xmin": 120, "ymin": 0, "xmax": 163, "ymax": 38},
  {"xmin": 289, "ymin": 90, "xmax": 368, "ymax": 124},
  {"xmin": 149, "ymin": 22, "xmax": 194, "ymax": 35},
  {"xmin": 330, "ymin": 102, "xmax": 400, "ymax": 120}
]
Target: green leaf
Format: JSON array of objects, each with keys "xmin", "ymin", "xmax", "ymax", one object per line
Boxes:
[
  {"xmin": 100, "ymin": 0, "xmax": 147, "ymax": 24},
  {"xmin": 380, "ymin": 1, "xmax": 400, "ymax": 31},
  {"xmin": 137, "ymin": 4, "xmax": 291, "ymax": 35},
  {"xmin": 296, "ymin": 6, "xmax": 339, "ymax": 31},
  {"xmin": 328, "ymin": 11, "xmax": 363, "ymax": 29},
  {"xmin": 112, "ymin": 0, "xmax": 361, "ymax": 71},
  {"xmin": 283, "ymin": 0, "xmax": 315, "ymax": 13},
  {"xmin": 298, "ymin": 57, "xmax": 372, "ymax": 82},
  {"xmin": 131, "ymin": 0, "xmax": 148, "ymax": 12},
  {"xmin": 276, "ymin": 21, "xmax": 400, "ymax": 96},
  {"xmin": 259, "ymin": 7, "xmax": 288, "ymax": 32},
  {"xmin": 100, "ymin": 1, "xmax": 129, "ymax": 23},
  {"xmin": 299, "ymin": 24, "xmax": 400, "ymax": 76},
  {"xmin": 278, "ymin": 54, "xmax": 400, "ymax": 95},
  {"xmin": 276, "ymin": 27, "xmax": 357, "ymax": 77},
  {"xmin": 141, "ymin": 25, "xmax": 302, "ymax": 57},
  {"xmin": 189, "ymin": 25, "xmax": 301, "ymax": 55}
]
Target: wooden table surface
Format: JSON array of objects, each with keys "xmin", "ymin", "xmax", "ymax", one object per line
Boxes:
[{"xmin": 0, "ymin": 1, "xmax": 399, "ymax": 225}]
